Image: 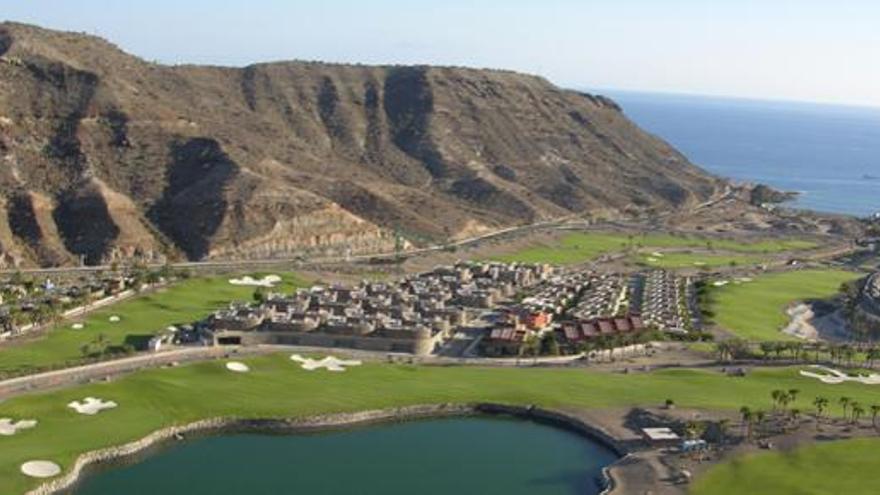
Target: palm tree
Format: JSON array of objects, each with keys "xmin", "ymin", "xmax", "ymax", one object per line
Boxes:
[
  {"xmin": 754, "ymin": 410, "xmax": 766, "ymax": 438},
  {"xmin": 789, "ymin": 409, "xmax": 802, "ymax": 429},
  {"xmin": 788, "ymin": 389, "xmax": 800, "ymax": 406},
  {"xmin": 813, "ymin": 397, "xmax": 829, "ymax": 428},
  {"xmin": 771, "ymin": 390, "xmax": 784, "ymax": 412},
  {"xmin": 740, "ymin": 406, "xmax": 754, "ymax": 441},
  {"xmin": 840, "ymin": 397, "xmax": 852, "ymax": 420},
  {"xmin": 870, "ymin": 405, "xmax": 880, "ymax": 432},
  {"xmin": 852, "ymin": 403, "xmax": 865, "ymax": 425}
]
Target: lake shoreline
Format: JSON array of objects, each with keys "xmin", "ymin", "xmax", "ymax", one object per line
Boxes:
[{"xmin": 26, "ymin": 403, "xmax": 633, "ymax": 495}]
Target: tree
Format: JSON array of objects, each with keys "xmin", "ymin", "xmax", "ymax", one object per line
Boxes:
[
  {"xmin": 866, "ymin": 347, "xmax": 880, "ymax": 369},
  {"xmin": 839, "ymin": 397, "xmax": 852, "ymax": 420},
  {"xmin": 740, "ymin": 406, "xmax": 754, "ymax": 441},
  {"xmin": 253, "ymin": 288, "xmax": 267, "ymax": 304},
  {"xmin": 715, "ymin": 341, "xmax": 735, "ymax": 361},
  {"xmin": 813, "ymin": 396, "xmax": 829, "ymax": 428},
  {"xmin": 771, "ymin": 390, "xmax": 785, "ymax": 412},
  {"xmin": 790, "ymin": 408, "xmax": 801, "ymax": 428},
  {"xmin": 870, "ymin": 405, "xmax": 880, "ymax": 432},
  {"xmin": 754, "ymin": 410, "xmax": 766, "ymax": 437},
  {"xmin": 540, "ymin": 333, "xmax": 560, "ymax": 356},
  {"xmin": 759, "ymin": 342, "xmax": 775, "ymax": 360},
  {"xmin": 852, "ymin": 402, "xmax": 865, "ymax": 425}
]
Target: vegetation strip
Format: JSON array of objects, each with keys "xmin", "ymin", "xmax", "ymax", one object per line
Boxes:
[{"xmin": 494, "ymin": 232, "xmax": 817, "ymax": 265}]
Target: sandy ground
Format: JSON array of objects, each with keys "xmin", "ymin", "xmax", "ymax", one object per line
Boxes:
[{"xmin": 783, "ymin": 303, "xmax": 851, "ymax": 342}]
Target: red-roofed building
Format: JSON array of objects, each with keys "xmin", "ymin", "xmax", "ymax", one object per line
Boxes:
[
  {"xmin": 482, "ymin": 326, "xmax": 532, "ymax": 356},
  {"xmin": 555, "ymin": 315, "xmax": 647, "ymax": 350}
]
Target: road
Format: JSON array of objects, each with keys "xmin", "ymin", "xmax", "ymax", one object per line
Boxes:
[{"xmin": 0, "ymin": 215, "xmax": 578, "ymax": 277}]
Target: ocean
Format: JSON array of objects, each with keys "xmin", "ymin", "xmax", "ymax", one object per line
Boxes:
[{"xmin": 605, "ymin": 91, "xmax": 880, "ymax": 217}]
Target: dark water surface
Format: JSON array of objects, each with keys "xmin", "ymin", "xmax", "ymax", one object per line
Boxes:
[
  {"xmin": 607, "ymin": 91, "xmax": 880, "ymax": 217},
  {"xmin": 71, "ymin": 417, "xmax": 618, "ymax": 495}
]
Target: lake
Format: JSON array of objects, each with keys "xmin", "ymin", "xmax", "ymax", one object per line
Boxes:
[
  {"xmin": 607, "ymin": 91, "xmax": 880, "ymax": 217},
  {"xmin": 70, "ymin": 417, "xmax": 618, "ymax": 495}
]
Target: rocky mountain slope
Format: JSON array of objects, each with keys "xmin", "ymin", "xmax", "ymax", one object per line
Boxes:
[{"xmin": 0, "ymin": 22, "xmax": 720, "ymax": 267}]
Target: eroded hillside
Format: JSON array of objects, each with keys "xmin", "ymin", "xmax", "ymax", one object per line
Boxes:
[{"xmin": 0, "ymin": 22, "xmax": 720, "ymax": 267}]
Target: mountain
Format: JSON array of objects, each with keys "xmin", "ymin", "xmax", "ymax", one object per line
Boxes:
[{"xmin": 0, "ymin": 22, "xmax": 720, "ymax": 267}]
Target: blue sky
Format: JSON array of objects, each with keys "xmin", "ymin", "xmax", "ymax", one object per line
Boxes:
[{"xmin": 3, "ymin": 0, "xmax": 879, "ymax": 107}]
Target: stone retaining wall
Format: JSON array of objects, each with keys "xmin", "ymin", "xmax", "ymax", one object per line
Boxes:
[{"xmin": 25, "ymin": 403, "xmax": 629, "ymax": 495}]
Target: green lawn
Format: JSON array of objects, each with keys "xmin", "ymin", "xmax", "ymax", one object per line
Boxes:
[
  {"xmin": 1, "ymin": 356, "xmax": 879, "ymax": 494},
  {"xmin": 692, "ymin": 437, "xmax": 880, "ymax": 495},
  {"xmin": 0, "ymin": 273, "xmax": 307, "ymax": 376},
  {"xmin": 634, "ymin": 252, "xmax": 767, "ymax": 269},
  {"xmin": 494, "ymin": 232, "xmax": 816, "ymax": 265},
  {"xmin": 710, "ymin": 270, "xmax": 861, "ymax": 341}
]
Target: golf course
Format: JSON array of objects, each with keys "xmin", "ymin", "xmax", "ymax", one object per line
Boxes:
[
  {"xmin": 692, "ymin": 437, "xmax": 880, "ymax": 495},
  {"xmin": 634, "ymin": 251, "xmax": 768, "ymax": 269},
  {"xmin": 0, "ymin": 273, "xmax": 306, "ymax": 377},
  {"xmin": 495, "ymin": 232, "xmax": 817, "ymax": 266},
  {"xmin": 1, "ymin": 354, "xmax": 879, "ymax": 494},
  {"xmin": 710, "ymin": 269, "xmax": 861, "ymax": 341}
]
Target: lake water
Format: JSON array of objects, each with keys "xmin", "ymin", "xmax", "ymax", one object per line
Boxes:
[
  {"xmin": 71, "ymin": 417, "xmax": 618, "ymax": 495},
  {"xmin": 607, "ymin": 91, "xmax": 880, "ymax": 217}
]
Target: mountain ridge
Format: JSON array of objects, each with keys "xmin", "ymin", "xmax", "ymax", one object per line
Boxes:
[{"xmin": 0, "ymin": 22, "xmax": 721, "ymax": 267}]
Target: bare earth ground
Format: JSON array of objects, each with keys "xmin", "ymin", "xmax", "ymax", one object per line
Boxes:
[{"xmin": 783, "ymin": 303, "xmax": 852, "ymax": 342}]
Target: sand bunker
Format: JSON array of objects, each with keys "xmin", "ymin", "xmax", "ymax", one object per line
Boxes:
[
  {"xmin": 68, "ymin": 397, "xmax": 118, "ymax": 415},
  {"xmin": 290, "ymin": 354, "xmax": 362, "ymax": 372},
  {"xmin": 108, "ymin": 315, "xmax": 121, "ymax": 322},
  {"xmin": 712, "ymin": 280, "xmax": 729, "ymax": 287},
  {"xmin": 71, "ymin": 323, "xmax": 84, "ymax": 330},
  {"xmin": 0, "ymin": 418, "xmax": 37, "ymax": 436},
  {"xmin": 21, "ymin": 460, "xmax": 61, "ymax": 478},
  {"xmin": 799, "ymin": 365, "xmax": 880, "ymax": 385},
  {"xmin": 228, "ymin": 275, "xmax": 282, "ymax": 287},
  {"xmin": 226, "ymin": 362, "xmax": 250, "ymax": 373}
]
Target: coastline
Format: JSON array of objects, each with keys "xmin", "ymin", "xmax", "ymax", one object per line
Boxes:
[{"xmin": 25, "ymin": 403, "xmax": 632, "ymax": 495}]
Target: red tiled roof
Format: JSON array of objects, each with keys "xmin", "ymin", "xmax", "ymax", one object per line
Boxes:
[
  {"xmin": 614, "ymin": 318, "xmax": 632, "ymax": 332},
  {"xmin": 581, "ymin": 322, "xmax": 599, "ymax": 337}
]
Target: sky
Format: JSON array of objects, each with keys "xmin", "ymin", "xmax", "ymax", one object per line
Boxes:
[{"xmin": 2, "ymin": 0, "xmax": 879, "ymax": 108}]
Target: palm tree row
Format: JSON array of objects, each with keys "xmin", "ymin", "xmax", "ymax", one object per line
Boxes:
[
  {"xmin": 812, "ymin": 395, "xmax": 880, "ymax": 430},
  {"xmin": 714, "ymin": 340, "xmax": 880, "ymax": 369}
]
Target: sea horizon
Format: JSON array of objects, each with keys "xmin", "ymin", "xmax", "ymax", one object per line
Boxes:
[{"xmin": 601, "ymin": 89, "xmax": 880, "ymax": 217}]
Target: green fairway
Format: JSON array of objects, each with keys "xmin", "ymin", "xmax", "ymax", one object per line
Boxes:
[
  {"xmin": 634, "ymin": 251, "xmax": 767, "ymax": 269},
  {"xmin": 494, "ymin": 232, "xmax": 816, "ymax": 265},
  {"xmin": 710, "ymin": 269, "xmax": 860, "ymax": 341},
  {"xmin": 0, "ymin": 273, "xmax": 306, "ymax": 377},
  {"xmin": 1, "ymin": 356, "xmax": 879, "ymax": 494},
  {"xmin": 692, "ymin": 437, "xmax": 880, "ymax": 495}
]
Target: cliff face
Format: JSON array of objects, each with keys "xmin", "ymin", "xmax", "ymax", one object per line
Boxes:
[{"xmin": 0, "ymin": 22, "xmax": 720, "ymax": 267}]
